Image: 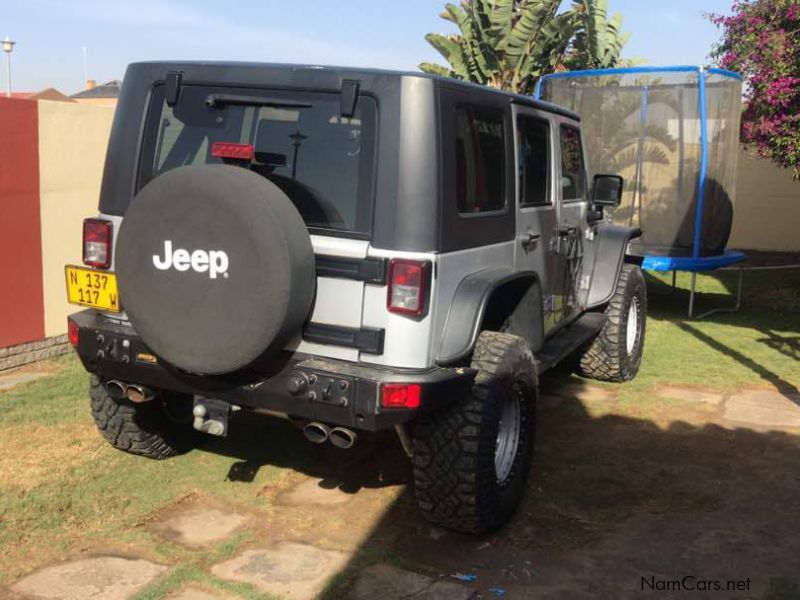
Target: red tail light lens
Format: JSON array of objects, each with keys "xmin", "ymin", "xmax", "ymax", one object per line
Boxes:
[
  {"xmin": 381, "ymin": 383, "xmax": 421, "ymax": 409},
  {"xmin": 387, "ymin": 259, "xmax": 430, "ymax": 317},
  {"xmin": 83, "ymin": 218, "xmax": 112, "ymax": 269},
  {"xmin": 67, "ymin": 318, "xmax": 79, "ymax": 347},
  {"xmin": 211, "ymin": 142, "xmax": 255, "ymax": 160}
]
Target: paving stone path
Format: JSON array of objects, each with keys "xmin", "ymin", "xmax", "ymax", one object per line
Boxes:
[{"xmin": 7, "ymin": 382, "xmax": 800, "ymax": 599}]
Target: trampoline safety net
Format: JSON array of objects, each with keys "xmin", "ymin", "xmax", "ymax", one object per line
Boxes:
[{"xmin": 538, "ymin": 67, "xmax": 742, "ymax": 257}]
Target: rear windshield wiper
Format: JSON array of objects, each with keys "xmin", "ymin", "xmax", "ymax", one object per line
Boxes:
[{"xmin": 205, "ymin": 93, "xmax": 312, "ymax": 109}]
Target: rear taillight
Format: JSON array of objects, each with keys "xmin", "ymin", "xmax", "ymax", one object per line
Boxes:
[
  {"xmin": 67, "ymin": 318, "xmax": 79, "ymax": 347},
  {"xmin": 83, "ymin": 218, "xmax": 112, "ymax": 269},
  {"xmin": 381, "ymin": 383, "xmax": 421, "ymax": 409},
  {"xmin": 211, "ymin": 141, "xmax": 255, "ymax": 161},
  {"xmin": 387, "ymin": 259, "xmax": 430, "ymax": 317}
]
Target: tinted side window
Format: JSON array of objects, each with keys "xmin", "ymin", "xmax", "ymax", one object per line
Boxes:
[
  {"xmin": 455, "ymin": 106, "xmax": 506, "ymax": 214},
  {"xmin": 517, "ymin": 117, "xmax": 551, "ymax": 207},
  {"xmin": 560, "ymin": 125, "xmax": 586, "ymax": 201}
]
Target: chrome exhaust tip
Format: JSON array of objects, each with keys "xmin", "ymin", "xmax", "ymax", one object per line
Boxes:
[
  {"xmin": 303, "ymin": 422, "xmax": 331, "ymax": 444},
  {"xmin": 125, "ymin": 384, "xmax": 155, "ymax": 403},
  {"xmin": 105, "ymin": 380, "xmax": 128, "ymax": 400},
  {"xmin": 328, "ymin": 427, "xmax": 357, "ymax": 449}
]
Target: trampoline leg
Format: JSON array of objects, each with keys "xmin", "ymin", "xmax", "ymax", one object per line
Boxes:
[
  {"xmin": 672, "ymin": 270, "xmax": 677, "ymax": 292},
  {"xmin": 688, "ymin": 272, "xmax": 697, "ymax": 318},
  {"xmin": 693, "ymin": 265, "xmax": 745, "ymax": 320}
]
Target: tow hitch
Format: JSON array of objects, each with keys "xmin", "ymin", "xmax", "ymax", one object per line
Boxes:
[{"xmin": 192, "ymin": 398, "xmax": 236, "ymax": 436}]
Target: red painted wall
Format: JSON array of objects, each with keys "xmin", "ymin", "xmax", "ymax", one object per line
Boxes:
[{"xmin": 0, "ymin": 98, "xmax": 44, "ymax": 347}]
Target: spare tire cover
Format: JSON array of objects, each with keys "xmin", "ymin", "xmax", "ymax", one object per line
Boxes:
[{"xmin": 116, "ymin": 165, "xmax": 315, "ymax": 375}]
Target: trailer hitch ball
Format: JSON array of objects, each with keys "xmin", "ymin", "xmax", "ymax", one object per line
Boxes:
[{"xmin": 192, "ymin": 399, "xmax": 229, "ymax": 437}]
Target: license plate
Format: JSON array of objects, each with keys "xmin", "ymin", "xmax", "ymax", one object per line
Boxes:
[{"xmin": 65, "ymin": 265, "xmax": 121, "ymax": 312}]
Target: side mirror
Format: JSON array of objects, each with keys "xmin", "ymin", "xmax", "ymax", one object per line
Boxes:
[{"xmin": 592, "ymin": 174, "xmax": 624, "ymax": 207}]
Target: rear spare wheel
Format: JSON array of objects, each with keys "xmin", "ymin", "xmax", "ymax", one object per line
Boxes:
[{"xmin": 115, "ymin": 165, "xmax": 315, "ymax": 375}]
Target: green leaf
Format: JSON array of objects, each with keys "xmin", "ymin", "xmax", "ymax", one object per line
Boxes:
[
  {"xmin": 419, "ymin": 62, "xmax": 454, "ymax": 78},
  {"xmin": 424, "ymin": 33, "xmax": 471, "ymax": 79}
]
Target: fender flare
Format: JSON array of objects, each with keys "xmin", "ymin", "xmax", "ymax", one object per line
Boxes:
[
  {"xmin": 436, "ymin": 268, "xmax": 541, "ymax": 365},
  {"xmin": 586, "ymin": 224, "xmax": 643, "ymax": 308}
]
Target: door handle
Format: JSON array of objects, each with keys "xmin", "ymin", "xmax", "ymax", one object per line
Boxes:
[{"xmin": 518, "ymin": 232, "xmax": 541, "ymax": 250}]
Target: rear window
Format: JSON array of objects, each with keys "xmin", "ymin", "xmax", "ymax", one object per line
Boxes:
[
  {"xmin": 454, "ymin": 105, "xmax": 506, "ymax": 214},
  {"xmin": 138, "ymin": 85, "xmax": 377, "ymax": 235}
]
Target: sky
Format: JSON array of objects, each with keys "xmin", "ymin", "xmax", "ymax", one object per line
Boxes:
[{"xmin": 1, "ymin": 0, "xmax": 735, "ymax": 95}]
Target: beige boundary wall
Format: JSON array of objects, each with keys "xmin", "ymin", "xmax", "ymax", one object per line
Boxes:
[
  {"xmin": 38, "ymin": 100, "xmax": 114, "ymax": 337},
  {"xmin": 730, "ymin": 147, "xmax": 800, "ymax": 252}
]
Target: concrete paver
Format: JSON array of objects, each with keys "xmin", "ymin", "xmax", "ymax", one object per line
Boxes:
[
  {"xmin": 211, "ymin": 542, "xmax": 350, "ymax": 600},
  {"xmin": 724, "ymin": 390, "xmax": 800, "ymax": 428},
  {"xmin": 10, "ymin": 556, "xmax": 166, "ymax": 600},
  {"xmin": 151, "ymin": 504, "xmax": 250, "ymax": 548}
]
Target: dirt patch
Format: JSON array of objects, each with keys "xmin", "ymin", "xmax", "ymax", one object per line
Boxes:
[
  {"xmin": 276, "ymin": 477, "xmax": 355, "ymax": 506},
  {"xmin": 654, "ymin": 384, "xmax": 726, "ymax": 406},
  {"xmin": 351, "ymin": 563, "xmax": 472, "ymax": 599},
  {"xmin": 249, "ymin": 442, "xmax": 409, "ymax": 553},
  {"xmin": 541, "ymin": 380, "xmax": 617, "ymax": 403},
  {"xmin": 0, "ymin": 423, "xmax": 102, "ymax": 490},
  {"xmin": 1, "ymin": 359, "xmax": 64, "ymax": 377}
]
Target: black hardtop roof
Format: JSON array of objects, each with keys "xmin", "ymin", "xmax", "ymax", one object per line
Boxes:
[{"xmin": 126, "ymin": 60, "xmax": 579, "ymax": 121}]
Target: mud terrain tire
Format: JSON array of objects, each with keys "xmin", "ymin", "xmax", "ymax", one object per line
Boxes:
[
  {"xmin": 89, "ymin": 376, "xmax": 196, "ymax": 459},
  {"xmin": 412, "ymin": 331, "xmax": 538, "ymax": 534},
  {"xmin": 578, "ymin": 264, "xmax": 647, "ymax": 382}
]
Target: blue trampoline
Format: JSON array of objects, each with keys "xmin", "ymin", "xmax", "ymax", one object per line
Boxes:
[{"xmin": 537, "ymin": 66, "xmax": 745, "ymax": 318}]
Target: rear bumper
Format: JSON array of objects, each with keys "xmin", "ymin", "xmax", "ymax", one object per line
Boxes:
[{"xmin": 68, "ymin": 309, "xmax": 475, "ymax": 431}]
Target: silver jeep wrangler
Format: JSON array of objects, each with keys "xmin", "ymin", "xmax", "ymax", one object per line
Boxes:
[{"xmin": 66, "ymin": 62, "xmax": 646, "ymax": 534}]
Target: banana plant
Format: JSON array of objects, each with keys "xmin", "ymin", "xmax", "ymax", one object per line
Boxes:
[
  {"xmin": 566, "ymin": 0, "xmax": 636, "ymax": 69},
  {"xmin": 420, "ymin": 0, "xmax": 634, "ymax": 95}
]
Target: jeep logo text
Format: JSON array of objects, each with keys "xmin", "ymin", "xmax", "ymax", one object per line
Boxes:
[{"xmin": 153, "ymin": 240, "xmax": 229, "ymax": 279}]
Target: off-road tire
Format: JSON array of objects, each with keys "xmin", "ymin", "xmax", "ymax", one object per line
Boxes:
[
  {"xmin": 578, "ymin": 264, "xmax": 647, "ymax": 382},
  {"xmin": 412, "ymin": 331, "xmax": 537, "ymax": 534},
  {"xmin": 89, "ymin": 376, "xmax": 196, "ymax": 459}
]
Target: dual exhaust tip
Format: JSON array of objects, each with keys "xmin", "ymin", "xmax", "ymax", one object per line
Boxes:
[
  {"xmin": 106, "ymin": 382, "xmax": 355, "ymax": 448},
  {"xmin": 303, "ymin": 422, "xmax": 357, "ymax": 449},
  {"xmin": 105, "ymin": 380, "xmax": 154, "ymax": 404}
]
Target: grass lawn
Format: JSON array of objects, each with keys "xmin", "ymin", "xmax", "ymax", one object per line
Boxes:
[{"xmin": 0, "ymin": 266, "xmax": 798, "ymax": 598}]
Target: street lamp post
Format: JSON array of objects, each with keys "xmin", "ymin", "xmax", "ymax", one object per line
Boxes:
[
  {"xmin": 3, "ymin": 36, "xmax": 15, "ymax": 97},
  {"xmin": 289, "ymin": 130, "xmax": 308, "ymax": 180}
]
